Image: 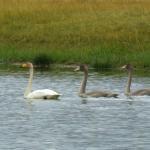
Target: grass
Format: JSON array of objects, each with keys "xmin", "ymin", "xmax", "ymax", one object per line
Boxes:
[{"xmin": 0, "ymin": 0, "xmax": 150, "ymax": 69}]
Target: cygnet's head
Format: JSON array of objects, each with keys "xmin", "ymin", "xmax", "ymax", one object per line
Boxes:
[
  {"xmin": 74, "ymin": 64, "xmax": 88, "ymax": 72},
  {"xmin": 121, "ymin": 64, "xmax": 133, "ymax": 72}
]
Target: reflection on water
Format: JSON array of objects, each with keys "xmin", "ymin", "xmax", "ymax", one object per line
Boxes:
[{"xmin": 0, "ymin": 69, "xmax": 150, "ymax": 150}]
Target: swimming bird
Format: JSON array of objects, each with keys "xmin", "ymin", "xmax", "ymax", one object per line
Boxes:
[
  {"xmin": 121, "ymin": 64, "xmax": 150, "ymax": 96},
  {"xmin": 74, "ymin": 64, "xmax": 118, "ymax": 98},
  {"xmin": 22, "ymin": 62, "xmax": 61, "ymax": 99}
]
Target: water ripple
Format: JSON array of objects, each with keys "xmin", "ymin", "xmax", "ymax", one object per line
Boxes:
[{"xmin": 0, "ymin": 71, "xmax": 150, "ymax": 150}]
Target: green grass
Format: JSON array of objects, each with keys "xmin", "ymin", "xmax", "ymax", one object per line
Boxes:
[{"xmin": 0, "ymin": 0, "xmax": 150, "ymax": 69}]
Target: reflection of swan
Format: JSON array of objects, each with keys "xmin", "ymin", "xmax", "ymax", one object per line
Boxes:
[
  {"xmin": 121, "ymin": 64, "xmax": 150, "ymax": 96},
  {"xmin": 75, "ymin": 64, "xmax": 118, "ymax": 98},
  {"xmin": 22, "ymin": 62, "xmax": 61, "ymax": 99}
]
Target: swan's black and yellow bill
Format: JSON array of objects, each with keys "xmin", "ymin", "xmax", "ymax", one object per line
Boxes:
[
  {"xmin": 22, "ymin": 63, "xmax": 28, "ymax": 68},
  {"xmin": 22, "ymin": 62, "xmax": 33, "ymax": 68}
]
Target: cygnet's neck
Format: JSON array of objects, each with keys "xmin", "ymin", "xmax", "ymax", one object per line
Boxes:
[
  {"xmin": 125, "ymin": 70, "xmax": 132, "ymax": 95},
  {"xmin": 79, "ymin": 69, "xmax": 88, "ymax": 94}
]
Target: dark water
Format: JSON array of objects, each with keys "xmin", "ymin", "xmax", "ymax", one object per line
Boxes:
[{"xmin": 0, "ymin": 69, "xmax": 150, "ymax": 150}]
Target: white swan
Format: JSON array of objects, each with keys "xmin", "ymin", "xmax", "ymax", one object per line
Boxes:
[{"xmin": 22, "ymin": 62, "xmax": 61, "ymax": 99}]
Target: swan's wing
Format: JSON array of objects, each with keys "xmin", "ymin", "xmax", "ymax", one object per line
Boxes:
[
  {"xmin": 26, "ymin": 89, "xmax": 61, "ymax": 99},
  {"xmin": 86, "ymin": 91, "xmax": 118, "ymax": 98},
  {"xmin": 40, "ymin": 89, "xmax": 60, "ymax": 95},
  {"xmin": 132, "ymin": 89, "xmax": 150, "ymax": 96}
]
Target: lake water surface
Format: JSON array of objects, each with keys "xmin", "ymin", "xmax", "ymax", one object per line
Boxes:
[{"xmin": 0, "ymin": 69, "xmax": 150, "ymax": 150}]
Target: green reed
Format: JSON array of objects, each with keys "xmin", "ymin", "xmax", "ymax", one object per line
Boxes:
[{"xmin": 0, "ymin": 0, "xmax": 150, "ymax": 69}]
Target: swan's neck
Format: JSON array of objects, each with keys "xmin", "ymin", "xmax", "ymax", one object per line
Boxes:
[
  {"xmin": 24, "ymin": 66, "xmax": 33, "ymax": 97},
  {"xmin": 125, "ymin": 70, "xmax": 132, "ymax": 95},
  {"xmin": 79, "ymin": 70, "xmax": 88, "ymax": 94}
]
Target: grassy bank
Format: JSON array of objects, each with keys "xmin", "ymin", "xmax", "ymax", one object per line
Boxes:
[{"xmin": 0, "ymin": 0, "xmax": 150, "ymax": 69}]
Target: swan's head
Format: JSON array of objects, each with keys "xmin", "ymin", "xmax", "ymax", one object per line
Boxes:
[
  {"xmin": 74, "ymin": 64, "xmax": 88, "ymax": 72},
  {"xmin": 22, "ymin": 62, "xmax": 33, "ymax": 68},
  {"xmin": 121, "ymin": 64, "xmax": 133, "ymax": 72}
]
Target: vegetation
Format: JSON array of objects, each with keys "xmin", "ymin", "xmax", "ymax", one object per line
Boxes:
[
  {"xmin": 33, "ymin": 53, "xmax": 53, "ymax": 67},
  {"xmin": 0, "ymin": 0, "xmax": 150, "ymax": 69}
]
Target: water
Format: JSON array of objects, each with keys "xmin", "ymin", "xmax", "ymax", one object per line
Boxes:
[{"xmin": 0, "ymin": 69, "xmax": 150, "ymax": 150}]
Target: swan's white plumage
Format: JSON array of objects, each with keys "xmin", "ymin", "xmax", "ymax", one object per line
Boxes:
[
  {"xmin": 23, "ymin": 62, "xmax": 61, "ymax": 99},
  {"xmin": 25, "ymin": 89, "xmax": 60, "ymax": 99}
]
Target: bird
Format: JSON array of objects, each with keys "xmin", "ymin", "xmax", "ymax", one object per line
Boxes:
[
  {"xmin": 22, "ymin": 62, "xmax": 61, "ymax": 99},
  {"xmin": 121, "ymin": 64, "xmax": 150, "ymax": 96},
  {"xmin": 74, "ymin": 64, "xmax": 118, "ymax": 98}
]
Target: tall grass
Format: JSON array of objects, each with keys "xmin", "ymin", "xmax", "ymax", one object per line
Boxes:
[{"xmin": 0, "ymin": 0, "xmax": 150, "ymax": 69}]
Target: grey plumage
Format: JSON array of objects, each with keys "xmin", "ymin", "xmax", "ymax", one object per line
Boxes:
[
  {"xmin": 121, "ymin": 64, "xmax": 150, "ymax": 96},
  {"xmin": 75, "ymin": 64, "xmax": 118, "ymax": 98}
]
